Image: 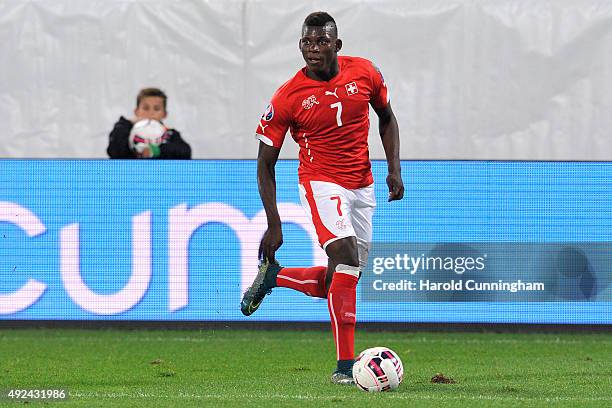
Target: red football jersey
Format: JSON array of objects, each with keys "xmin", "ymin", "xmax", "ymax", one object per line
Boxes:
[{"xmin": 255, "ymin": 56, "xmax": 389, "ymax": 190}]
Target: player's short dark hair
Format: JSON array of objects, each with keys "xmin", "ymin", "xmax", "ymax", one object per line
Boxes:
[
  {"xmin": 303, "ymin": 11, "xmax": 336, "ymax": 29},
  {"xmin": 136, "ymin": 87, "xmax": 167, "ymax": 110}
]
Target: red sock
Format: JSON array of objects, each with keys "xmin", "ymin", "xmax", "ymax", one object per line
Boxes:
[
  {"xmin": 275, "ymin": 266, "xmax": 327, "ymax": 298},
  {"xmin": 327, "ymin": 267, "xmax": 359, "ymax": 361}
]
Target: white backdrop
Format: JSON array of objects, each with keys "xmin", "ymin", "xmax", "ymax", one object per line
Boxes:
[{"xmin": 1, "ymin": 0, "xmax": 611, "ymax": 159}]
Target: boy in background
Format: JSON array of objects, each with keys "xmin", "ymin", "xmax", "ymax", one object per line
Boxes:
[{"xmin": 107, "ymin": 87, "xmax": 191, "ymax": 159}]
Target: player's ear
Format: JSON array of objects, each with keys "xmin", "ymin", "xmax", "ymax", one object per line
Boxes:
[{"xmin": 335, "ymin": 39, "xmax": 342, "ymax": 52}]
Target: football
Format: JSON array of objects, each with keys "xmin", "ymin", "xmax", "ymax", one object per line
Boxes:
[
  {"xmin": 352, "ymin": 347, "xmax": 404, "ymax": 392},
  {"xmin": 129, "ymin": 119, "xmax": 168, "ymax": 154}
]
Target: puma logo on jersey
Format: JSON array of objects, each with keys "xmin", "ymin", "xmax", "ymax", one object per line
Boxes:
[
  {"xmin": 325, "ymin": 88, "xmax": 338, "ymax": 98},
  {"xmin": 302, "ymin": 95, "xmax": 319, "ymax": 110},
  {"xmin": 258, "ymin": 121, "xmax": 268, "ymax": 133}
]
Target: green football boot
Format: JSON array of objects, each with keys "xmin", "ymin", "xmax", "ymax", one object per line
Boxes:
[{"xmin": 240, "ymin": 259, "xmax": 281, "ymax": 316}]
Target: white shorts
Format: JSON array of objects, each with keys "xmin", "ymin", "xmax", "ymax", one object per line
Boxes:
[{"xmin": 298, "ymin": 180, "xmax": 376, "ymax": 251}]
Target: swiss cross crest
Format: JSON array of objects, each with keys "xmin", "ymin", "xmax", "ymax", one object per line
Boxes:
[{"xmin": 345, "ymin": 82, "xmax": 358, "ymax": 95}]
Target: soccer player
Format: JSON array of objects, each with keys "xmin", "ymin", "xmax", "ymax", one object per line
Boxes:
[{"xmin": 241, "ymin": 11, "xmax": 404, "ymax": 385}]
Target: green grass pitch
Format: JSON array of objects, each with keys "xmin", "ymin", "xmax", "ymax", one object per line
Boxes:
[{"xmin": 0, "ymin": 328, "xmax": 610, "ymax": 407}]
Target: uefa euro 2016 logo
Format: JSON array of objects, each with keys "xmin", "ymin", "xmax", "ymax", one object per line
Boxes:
[{"xmin": 261, "ymin": 103, "xmax": 274, "ymax": 121}]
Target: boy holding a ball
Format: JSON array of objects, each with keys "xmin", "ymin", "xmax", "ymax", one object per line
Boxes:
[{"xmin": 107, "ymin": 87, "xmax": 191, "ymax": 159}]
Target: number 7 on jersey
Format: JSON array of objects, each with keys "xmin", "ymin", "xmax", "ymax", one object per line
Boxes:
[{"xmin": 330, "ymin": 102, "xmax": 343, "ymax": 127}]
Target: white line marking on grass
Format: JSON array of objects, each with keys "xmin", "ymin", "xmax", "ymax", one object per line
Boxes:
[{"xmin": 69, "ymin": 391, "xmax": 612, "ymax": 403}]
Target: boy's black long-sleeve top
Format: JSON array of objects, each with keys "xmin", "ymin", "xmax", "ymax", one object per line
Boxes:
[{"xmin": 107, "ymin": 116, "xmax": 192, "ymax": 159}]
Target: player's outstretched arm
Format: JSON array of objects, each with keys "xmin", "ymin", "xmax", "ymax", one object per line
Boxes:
[
  {"xmin": 374, "ymin": 103, "xmax": 404, "ymax": 201},
  {"xmin": 257, "ymin": 142, "xmax": 283, "ymax": 261}
]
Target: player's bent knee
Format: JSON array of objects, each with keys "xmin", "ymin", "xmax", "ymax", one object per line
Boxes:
[{"xmin": 326, "ymin": 237, "xmax": 360, "ymax": 267}]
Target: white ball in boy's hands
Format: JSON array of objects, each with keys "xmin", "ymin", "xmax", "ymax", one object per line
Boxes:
[{"xmin": 129, "ymin": 119, "xmax": 167, "ymax": 153}]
